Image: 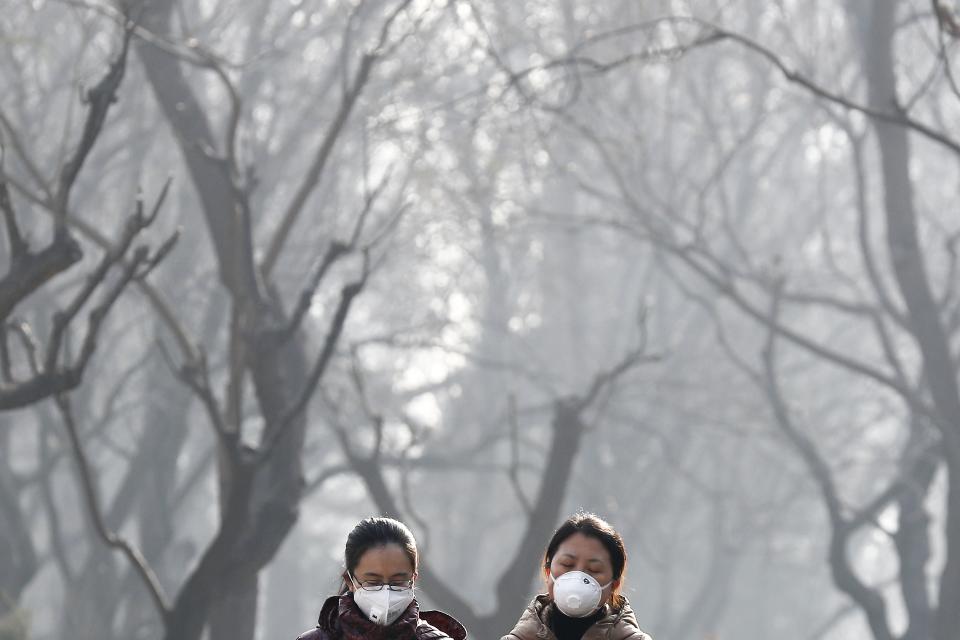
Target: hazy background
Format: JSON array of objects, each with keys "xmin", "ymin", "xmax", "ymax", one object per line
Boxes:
[{"xmin": 2, "ymin": 1, "xmax": 959, "ymax": 639}]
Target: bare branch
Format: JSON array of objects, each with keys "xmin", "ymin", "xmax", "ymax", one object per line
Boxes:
[
  {"xmin": 533, "ymin": 17, "xmax": 960, "ymax": 156},
  {"xmin": 0, "ymin": 142, "xmax": 28, "ymax": 262},
  {"xmin": 280, "ymin": 241, "xmax": 350, "ymax": 342},
  {"xmin": 706, "ymin": 18, "xmax": 960, "ymax": 156},
  {"xmin": 37, "ymin": 420, "xmax": 76, "ymax": 586},
  {"xmin": 158, "ymin": 342, "xmax": 234, "ymax": 451},
  {"xmin": 0, "ymin": 185, "xmax": 173, "ymax": 411},
  {"xmin": 261, "ymin": 59, "xmax": 374, "ymax": 275},
  {"xmin": 255, "ymin": 263, "xmax": 370, "ymax": 464},
  {"xmin": 55, "ymin": 394, "xmax": 171, "ymax": 620},
  {"xmin": 261, "ymin": 0, "xmax": 416, "ymax": 276},
  {"xmin": 396, "ymin": 420, "xmax": 432, "ymax": 552},
  {"xmin": 506, "ymin": 394, "xmax": 532, "ymax": 515},
  {"xmin": 0, "ymin": 232, "xmax": 83, "ymax": 324},
  {"xmin": 761, "ymin": 288, "xmax": 895, "ymax": 640},
  {"xmin": 304, "ymin": 463, "xmax": 352, "ymax": 496},
  {"xmin": 348, "ymin": 353, "xmax": 386, "ymax": 460},
  {"xmin": 188, "ymin": 45, "xmax": 244, "ymax": 180},
  {"xmin": 0, "ymin": 326, "xmax": 10, "ymax": 384},
  {"xmin": 560, "ymin": 106, "xmax": 939, "ymax": 423},
  {"xmin": 44, "ymin": 188, "xmax": 174, "ymax": 374},
  {"xmin": 5, "ymin": 172, "xmax": 198, "ymax": 363},
  {"xmin": 933, "ymin": 1, "xmax": 960, "ymax": 102},
  {"xmin": 6, "ymin": 321, "xmax": 40, "ymax": 379},
  {"xmin": 278, "ymin": 172, "xmax": 397, "ymax": 342},
  {"xmin": 55, "ymin": 24, "xmax": 134, "ymax": 219},
  {"xmin": 575, "ymin": 344, "xmax": 659, "ymax": 413}
]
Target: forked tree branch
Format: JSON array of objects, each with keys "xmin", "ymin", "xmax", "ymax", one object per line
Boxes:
[
  {"xmin": 255, "ymin": 258, "xmax": 370, "ymax": 464},
  {"xmin": 261, "ymin": 0, "xmax": 417, "ymax": 276},
  {"xmin": 55, "ymin": 394, "xmax": 171, "ymax": 621},
  {"xmin": 55, "ymin": 24, "xmax": 135, "ymax": 219},
  {"xmin": 760, "ymin": 289, "xmax": 904, "ymax": 640},
  {"xmin": 0, "ymin": 184, "xmax": 175, "ymax": 411}
]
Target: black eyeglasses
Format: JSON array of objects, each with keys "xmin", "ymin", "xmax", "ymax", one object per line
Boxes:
[{"xmin": 353, "ymin": 577, "xmax": 414, "ymax": 591}]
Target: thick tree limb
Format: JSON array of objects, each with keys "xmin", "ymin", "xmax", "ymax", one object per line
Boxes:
[
  {"xmin": 55, "ymin": 25, "xmax": 134, "ymax": 219},
  {"xmin": 0, "ymin": 232, "xmax": 82, "ymax": 324},
  {"xmin": 0, "ymin": 148, "xmax": 27, "ymax": 262},
  {"xmin": 2, "ymin": 171, "xmax": 199, "ymax": 368},
  {"xmin": 0, "ymin": 24, "xmax": 175, "ymax": 412},
  {"xmin": 256, "ymin": 264, "xmax": 369, "ymax": 464},
  {"xmin": 0, "ymin": 185, "xmax": 175, "ymax": 411}
]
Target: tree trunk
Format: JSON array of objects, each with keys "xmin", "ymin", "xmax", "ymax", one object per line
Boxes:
[
  {"xmin": 858, "ymin": 3, "xmax": 960, "ymax": 639},
  {"xmin": 0, "ymin": 422, "xmax": 37, "ymax": 618},
  {"xmin": 136, "ymin": 4, "xmax": 319, "ymax": 639},
  {"xmin": 209, "ymin": 572, "xmax": 260, "ymax": 640},
  {"xmin": 896, "ymin": 419, "xmax": 938, "ymax": 640},
  {"xmin": 264, "ymin": 526, "xmax": 306, "ymax": 640}
]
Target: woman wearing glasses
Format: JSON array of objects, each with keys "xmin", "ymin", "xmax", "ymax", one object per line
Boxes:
[
  {"xmin": 500, "ymin": 512, "xmax": 652, "ymax": 640},
  {"xmin": 296, "ymin": 517, "xmax": 466, "ymax": 640}
]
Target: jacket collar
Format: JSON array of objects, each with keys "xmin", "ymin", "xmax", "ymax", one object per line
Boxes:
[
  {"xmin": 318, "ymin": 593, "xmax": 420, "ymax": 640},
  {"xmin": 505, "ymin": 595, "xmax": 634, "ymax": 640},
  {"xmin": 316, "ymin": 594, "xmax": 466, "ymax": 640}
]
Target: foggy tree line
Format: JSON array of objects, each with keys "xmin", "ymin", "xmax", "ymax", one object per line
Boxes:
[{"xmin": 1, "ymin": 1, "xmax": 959, "ymax": 640}]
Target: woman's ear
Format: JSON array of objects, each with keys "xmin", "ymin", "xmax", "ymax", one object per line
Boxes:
[
  {"xmin": 607, "ymin": 579, "xmax": 621, "ymax": 604},
  {"xmin": 544, "ymin": 564, "xmax": 554, "ymax": 597},
  {"xmin": 343, "ymin": 572, "xmax": 355, "ymax": 592}
]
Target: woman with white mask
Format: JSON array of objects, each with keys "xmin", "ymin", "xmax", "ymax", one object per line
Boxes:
[
  {"xmin": 501, "ymin": 513, "xmax": 653, "ymax": 640},
  {"xmin": 296, "ymin": 517, "xmax": 466, "ymax": 640}
]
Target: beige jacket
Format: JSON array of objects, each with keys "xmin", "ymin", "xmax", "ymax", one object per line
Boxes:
[{"xmin": 500, "ymin": 595, "xmax": 652, "ymax": 640}]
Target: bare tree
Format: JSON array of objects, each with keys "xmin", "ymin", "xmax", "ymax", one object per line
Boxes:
[
  {"xmin": 0, "ymin": 23, "xmax": 176, "ymax": 638},
  {"xmin": 29, "ymin": 2, "xmax": 425, "ymax": 640},
  {"xmin": 0, "ymin": 26, "xmax": 173, "ymax": 412},
  {"xmin": 504, "ymin": 1, "xmax": 960, "ymax": 637},
  {"xmin": 327, "ymin": 329, "xmax": 655, "ymax": 638}
]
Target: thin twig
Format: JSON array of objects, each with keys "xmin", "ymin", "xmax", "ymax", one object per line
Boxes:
[
  {"xmin": 506, "ymin": 394, "xmax": 532, "ymax": 515},
  {"xmin": 261, "ymin": 0, "xmax": 417, "ymax": 277}
]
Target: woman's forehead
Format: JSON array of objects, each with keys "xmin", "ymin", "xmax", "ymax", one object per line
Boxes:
[
  {"xmin": 355, "ymin": 543, "xmax": 415, "ymax": 574},
  {"xmin": 555, "ymin": 533, "xmax": 611, "ymax": 562}
]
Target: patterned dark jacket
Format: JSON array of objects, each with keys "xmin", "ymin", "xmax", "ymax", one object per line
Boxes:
[{"xmin": 296, "ymin": 593, "xmax": 467, "ymax": 640}]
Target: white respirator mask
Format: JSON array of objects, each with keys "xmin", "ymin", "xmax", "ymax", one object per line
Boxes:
[
  {"xmin": 350, "ymin": 575, "xmax": 415, "ymax": 626},
  {"xmin": 550, "ymin": 570, "xmax": 612, "ymax": 618}
]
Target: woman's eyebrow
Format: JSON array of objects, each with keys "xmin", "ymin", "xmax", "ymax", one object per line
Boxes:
[
  {"xmin": 389, "ymin": 571, "xmax": 412, "ymax": 578},
  {"xmin": 361, "ymin": 571, "xmax": 385, "ymax": 578}
]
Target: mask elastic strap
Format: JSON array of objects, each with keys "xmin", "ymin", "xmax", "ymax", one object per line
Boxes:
[{"xmin": 348, "ymin": 573, "xmax": 362, "ymax": 591}]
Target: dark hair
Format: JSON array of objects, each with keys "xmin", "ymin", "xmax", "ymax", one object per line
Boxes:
[
  {"xmin": 543, "ymin": 512, "xmax": 628, "ymax": 609},
  {"xmin": 340, "ymin": 517, "xmax": 418, "ymax": 594}
]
